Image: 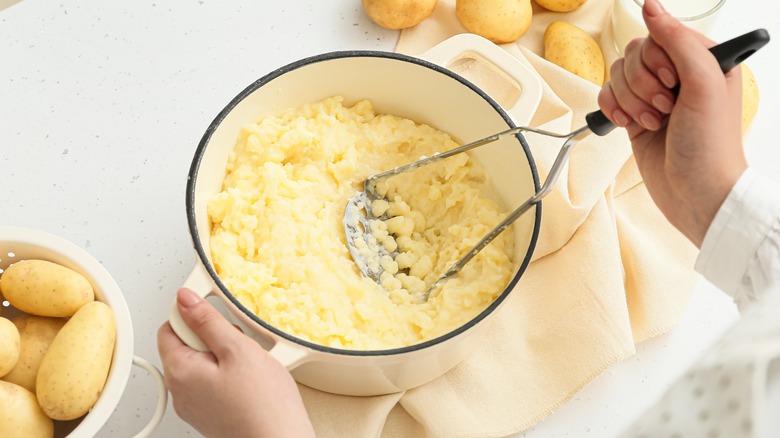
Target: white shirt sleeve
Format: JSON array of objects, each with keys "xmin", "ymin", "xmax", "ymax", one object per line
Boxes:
[
  {"xmin": 619, "ymin": 168, "xmax": 780, "ymax": 438},
  {"xmin": 618, "ymin": 291, "xmax": 780, "ymax": 438},
  {"xmin": 695, "ymin": 167, "xmax": 780, "ymax": 309}
]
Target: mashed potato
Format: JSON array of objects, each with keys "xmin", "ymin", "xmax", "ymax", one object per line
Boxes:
[{"xmin": 208, "ymin": 96, "xmax": 514, "ymax": 350}]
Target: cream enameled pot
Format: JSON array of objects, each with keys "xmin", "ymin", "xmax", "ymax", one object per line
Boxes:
[{"xmin": 169, "ymin": 34, "xmax": 543, "ymax": 396}]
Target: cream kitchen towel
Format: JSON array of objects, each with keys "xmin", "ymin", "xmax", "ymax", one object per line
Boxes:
[{"xmin": 299, "ymin": 0, "xmax": 699, "ymax": 436}]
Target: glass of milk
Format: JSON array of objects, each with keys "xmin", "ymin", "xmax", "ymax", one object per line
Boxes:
[{"xmin": 611, "ymin": 0, "xmax": 726, "ymax": 55}]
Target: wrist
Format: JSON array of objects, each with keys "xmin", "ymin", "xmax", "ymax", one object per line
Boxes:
[{"xmin": 675, "ymin": 163, "xmax": 747, "ymax": 248}]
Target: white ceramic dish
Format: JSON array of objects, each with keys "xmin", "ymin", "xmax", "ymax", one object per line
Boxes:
[
  {"xmin": 170, "ymin": 33, "xmax": 544, "ymax": 396},
  {"xmin": 0, "ymin": 226, "xmax": 167, "ymax": 438}
]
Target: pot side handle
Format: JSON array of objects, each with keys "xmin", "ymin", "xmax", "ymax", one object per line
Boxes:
[
  {"xmin": 169, "ymin": 263, "xmax": 313, "ymax": 370},
  {"xmin": 268, "ymin": 341, "xmax": 311, "ymax": 370},
  {"xmin": 169, "ymin": 263, "xmax": 214, "ymax": 352},
  {"xmin": 418, "ymin": 33, "xmax": 543, "ymax": 126},
  {"xmin": 130, "ymin": 355, "xmax": 168, "ymax": 438}
]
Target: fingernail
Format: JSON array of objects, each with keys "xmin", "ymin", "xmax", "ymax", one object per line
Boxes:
[
  {"xmin": 177, "ymin": 288, "xmax": 202, "ymax": 308},
  {"xmin": 644, "ymin": 0, "xmax": 665, "ymax": 17},
  {"xmin": 658, "ymin": 67, "xmax": 677, "ymax": 88},
  {"xmin": 613, "ymin": 109, "xmax": 630, "ymax": 127},
  {"xmin": 652, "ymin": 94, "xmax": 674, "ymax": 113},
  {"xmin": 640, "ymin": 112, "xmax": 662, "ymax": 130}
]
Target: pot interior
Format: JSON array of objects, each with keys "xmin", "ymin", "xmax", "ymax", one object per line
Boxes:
[{"xmin": 188, "ymin": 51, "xmax": 541, "ymax": 353}]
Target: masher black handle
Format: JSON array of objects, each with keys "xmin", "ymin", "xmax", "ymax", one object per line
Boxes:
[{"xmin": 585, "ymin": 28, "xmax": 771, "ymax": 137}]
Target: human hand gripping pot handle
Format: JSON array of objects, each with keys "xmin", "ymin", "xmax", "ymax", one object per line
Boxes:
[
  {"xmin": 591, "ymin": 0, "xmax": 768, "ymax": 247},
  {"xmin": 158, "ymin": 288, "xmax": 315, "ymax": 438}
]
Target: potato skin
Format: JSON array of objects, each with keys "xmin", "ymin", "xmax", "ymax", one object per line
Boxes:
[
  {"xmin": 0, "ymin": 380, "xmax": 54, "ymax": 438},
  {"xmin": 362, "ymin": 0, "xmax": 438, "ymax": 30},
  {"xmin": 1, "ymin": 259, "xmax": 94, "ymax": 317},
  {"xmin": 456, "ymin": 0, "xmax": 533, "ymax": 44},
  {"xmin": 534, "ymin": 0, "xmax": 586, "ymax": 12},
  {"xmin": 543, "ymin": 21, "xmax": 605, "ymax": 86},
  {"xmin": 36, "ymin": 301, "xmax": 116, "ymax": 421},
  {"xmin": 0, "ymin": 317, "xmax": 21, "ymax": 378},
  {"xmin": 741, "ymin": 64, "xmax": 759, "ymax": 132},
  {"xmin": 2, "ymin": 315, "xmax": 67, "ymax": 392}
]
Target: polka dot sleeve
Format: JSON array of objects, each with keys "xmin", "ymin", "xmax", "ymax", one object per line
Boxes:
[{"xmin": 619, "ymin": 293, "xmax": 780, "ymax": 438}]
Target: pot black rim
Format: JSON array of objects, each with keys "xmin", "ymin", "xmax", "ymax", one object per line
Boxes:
[{"xmin": 186, "ymin": 49, "xmax": 542, "ymax": 357}]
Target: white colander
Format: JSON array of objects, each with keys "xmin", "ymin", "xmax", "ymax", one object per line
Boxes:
[{"xmin": 0, "ymin": 226, "xmax": 167, "ymax": 438}]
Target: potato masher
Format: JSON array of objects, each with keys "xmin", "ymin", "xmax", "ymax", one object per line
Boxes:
[{"xmin": 344, "ymin": 29, "xmax": 770, "ymax": 301}]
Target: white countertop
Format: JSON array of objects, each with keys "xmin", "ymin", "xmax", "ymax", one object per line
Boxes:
[{"xmin": 1, "ymin": 1, "xmax": 778, "ymax": 437}]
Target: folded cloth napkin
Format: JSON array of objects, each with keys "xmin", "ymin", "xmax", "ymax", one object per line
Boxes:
[{"xmin": 299, "ymin": 0, "xmax": 699, "ymax": 436}]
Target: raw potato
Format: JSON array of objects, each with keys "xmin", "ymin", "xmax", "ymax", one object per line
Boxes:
[
  {"xmin": 1, "ymin": 259, "xmax": 94, "ymax": 317},
  {"xmin": 741, "ymin": 64, "xmax": 759, "ymax": 132},
  {"xmin": 2, "ymin": 316, "xmax": 67, "ymax": 392},
  {"xmin": 0, "ymin": 317, "xmax": 20, "ymax": 378},
  {"xmin": 544, "ymin": 21, "xmax": 605, "ymax": 86},
  {"xmin": 362, "ymin": 0, "xmax": 438, "ymax": 30},
  {"xmin": 534, "ymin": 0, "xmax": 587, "ymax": 12},
  {"xmin": 456, "ymin": 0, "xmax": 533, "ymax": 44},
  {"xmin": 36, "ymin": 301, "xmax": 116, "ymax": 420},
  {"xmin": 0, "ymin": 381, "xmax": 54, "ymax": 438}
]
